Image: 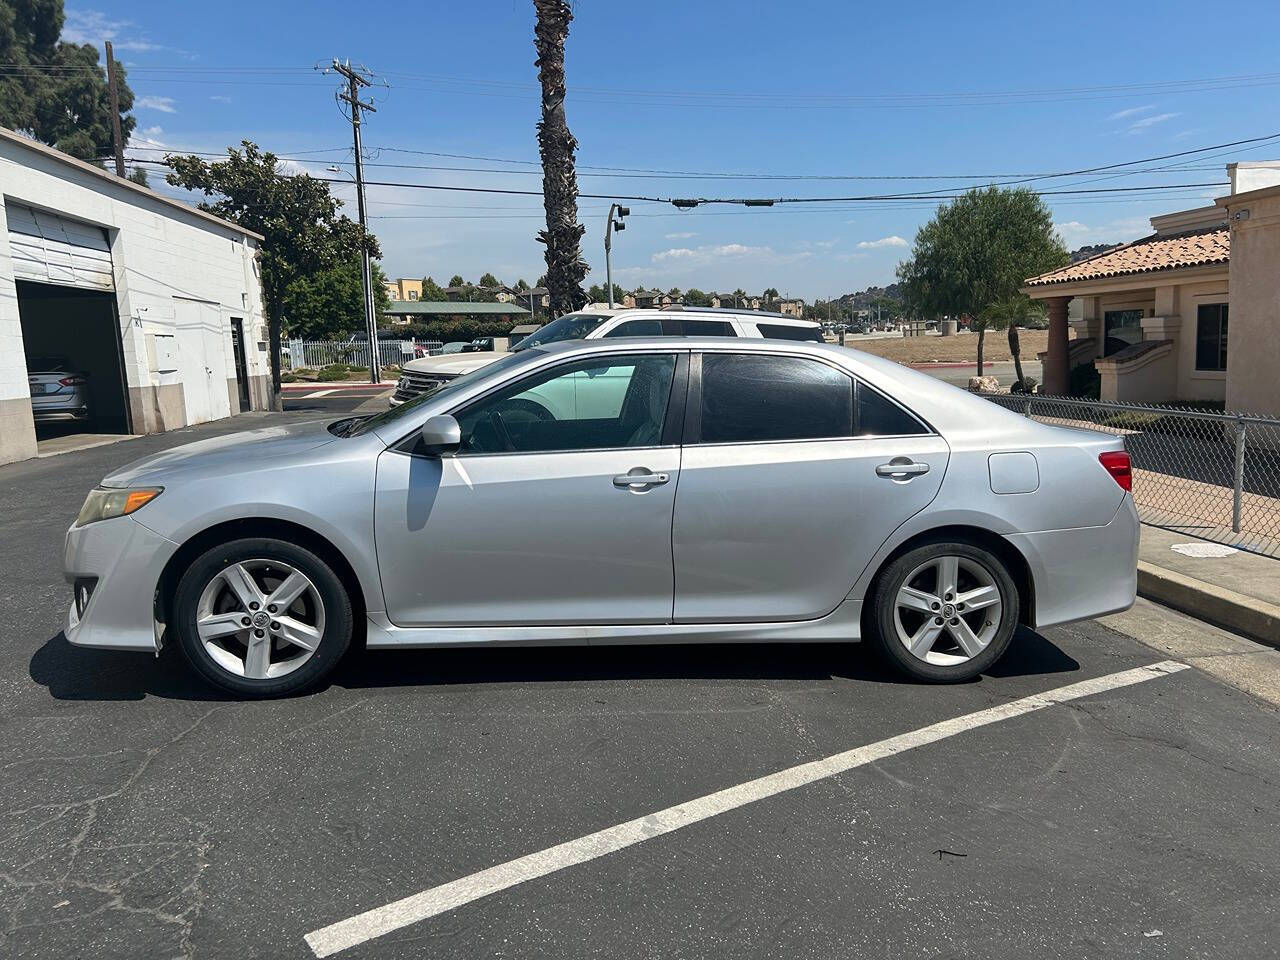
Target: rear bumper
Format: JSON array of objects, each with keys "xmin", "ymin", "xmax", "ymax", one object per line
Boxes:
[
  {"xmin": 32, "ymin": 395, "xmax": 89, "ymax": 420},
  {"xmin": 64, "ymin": 515, "xmax": 178, "ymax": 652},
  {"xmin": 1006, "ymin": 496, "xmax": 1139, "ymax": 630}
]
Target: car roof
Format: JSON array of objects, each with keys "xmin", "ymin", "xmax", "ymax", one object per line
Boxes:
[{"xmin": 581, "ymin": 307, "xmax": 819, "ymax": 326}]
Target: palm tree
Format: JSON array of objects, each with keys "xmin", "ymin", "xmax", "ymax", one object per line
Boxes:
[
  {"xmin": 532, "ymin": 0, "xmax": 588, "ymax": 316},
  {"xmin": 977, "ymin": 295, "xmax": 1043, "ymax": 384}
]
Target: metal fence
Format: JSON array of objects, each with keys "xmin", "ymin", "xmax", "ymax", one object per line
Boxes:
[
  {"xmin": 283, "ymin": 339, "xmax": 443, "ymax": 371},
  {"xmin": 978, "ymin": 392, "xmax": 1280, "ymax": 557}
]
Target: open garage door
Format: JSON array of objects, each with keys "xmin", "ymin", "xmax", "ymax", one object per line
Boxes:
[{"xmin": 7, "ymin": 204, "xmax": 130, "ymax": 444}]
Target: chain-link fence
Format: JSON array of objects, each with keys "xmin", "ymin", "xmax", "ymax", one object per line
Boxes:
[
  {"xmin": 283, "ymin": 339, "xmax": 443, "ymax": 371},
  {"xmin": 978, "ymin": 393, "xmax": 1280, "ymax": 557}
]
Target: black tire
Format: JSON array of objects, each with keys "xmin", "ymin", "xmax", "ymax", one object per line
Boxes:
[
  {"xmin": 865, "ymin": 539, "xmax": 1019, "ymax": 682},
  {"xmin": 172, "ymin": 537, "xmax": 353, "ymax": 697}
]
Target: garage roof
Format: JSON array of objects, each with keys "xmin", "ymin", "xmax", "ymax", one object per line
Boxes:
[
  {"xmin": 383, "ymin": 301, "xmax": 531, "ymax": 316},
  {"xmin": 0, "ymin": 126, "xmax": 265, "ymax": 241}
]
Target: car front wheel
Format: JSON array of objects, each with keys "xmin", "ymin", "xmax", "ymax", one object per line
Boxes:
[
  {"xmin": 867, "ymin": 540, "xmax": 1019, "ymax": 682},
  {"xmin": 172, "ymin": 537, "xmax": 353, "ymax": 697}
]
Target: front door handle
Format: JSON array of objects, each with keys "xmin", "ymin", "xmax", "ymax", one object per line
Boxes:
[
  {"xmin": 875, "ymin": 458, "xmax": 930, "ymax": 479},
  {"xmin": 613, "ymin": 469, "xmax": 670, "ymax": 489}
]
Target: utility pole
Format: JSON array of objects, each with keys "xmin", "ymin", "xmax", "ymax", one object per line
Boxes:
[
  {"xmin": 104, "ymin": 42, "xmax": 125, "ymax": 178},
  {"xmin": 330, "ymin": 59, "xmax": 380, "ymax": 384},
  {"xmin": 603, "ymin": 203, "xmax": 628, "ymax": 308}
]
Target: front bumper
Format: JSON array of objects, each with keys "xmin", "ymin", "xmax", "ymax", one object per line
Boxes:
[
  {"xmin": 1006, "ymin": 496, "xmax": 1139, "ymax": 630},
  {"xmin": 64, "ymin": 515, "xmax": 179, "ymax": 652}
]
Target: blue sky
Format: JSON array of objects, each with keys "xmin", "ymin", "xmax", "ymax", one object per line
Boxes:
[{"xmin": 62, "ymin": 0, "xmax": 1280, "ymax": 298}]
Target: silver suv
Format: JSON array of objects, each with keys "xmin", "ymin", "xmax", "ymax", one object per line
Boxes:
[{"xmin": 390, "ymin": 307, "xmax": 823, "ymax": 406}]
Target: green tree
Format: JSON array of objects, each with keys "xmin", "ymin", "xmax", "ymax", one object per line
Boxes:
[
  {"xmin": 533, "ymin": 0, "xmax": 588, "ymax": 315},
  {"xmin": 165, "ymin": 141, "xmax": 380, "ymax": 389},
  {"xmin": 420, "ymin": 276, "xmax": 448, "ymax": 301},
  {"xmin": 763, "ymin": 287, "xmax": 780, "ymax": 301},
  {"xmin": 976, "ymin": 295, "xmax": 1046, "ymax": 389},
  {"xmin": 0, "ymin": 0, "xmax": 138, "ymax": 162},
  {"xmin": 515, "ymin": 278, "xmax": 530, "ymax": 291},
  {"xmin": 448, "ymin": 274, "xmax": 465, "ymax": 287},
  {"xmin": 282, "ymin": 262, "xmax": 391, "ymax": 340},
  {"xmin": 897, "ymin": 187, "xmax": 1068, "ymax": 375},
  {"xmin": 683, "ymin": 288, "xmax": 711, "ymax": 307},
  {"xmin": 587, "ymin": 283, "xmax": 606, "ymax": 302},
  {"xmin": 478, "ymin": 272, "xmax": 502, "ymax": 288}
]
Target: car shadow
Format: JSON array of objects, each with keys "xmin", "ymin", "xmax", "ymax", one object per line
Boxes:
[{"xmin": 30, "ymin": 625, "xmax": 1078, "ymax": 702}]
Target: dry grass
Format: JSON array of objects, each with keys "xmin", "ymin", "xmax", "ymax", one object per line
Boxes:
[{"xmin": 843, "ymin": 328, "xmax": 1051, "ymax": 365}]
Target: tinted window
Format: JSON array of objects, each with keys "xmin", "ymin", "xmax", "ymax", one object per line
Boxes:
[
  {"xmin": 511, "ymin": 313, "xmax": 610, "ymax": 351},
  {"xmin": 855, "ymin": 381, "xmax": 928, "ymax": 436},
  {"xmin": 604, "ymin": 318, "xmax": 736, "ymax": 338},
  {"xmin": 456, "ymin": 354, "xmax": 676, "ymax": 454},
  {"xmin": 699, "ymin": 354, "xmax": 853, "ymax": 443},
  {"xmin": 756, "ymin": 323, "xmax": 824, "ymax": 342},
  {"xmin": 1195, "ymin": 304, "xmax": 1228, "ymax": 371}
]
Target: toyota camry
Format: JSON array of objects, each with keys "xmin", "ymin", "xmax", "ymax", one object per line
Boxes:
[{"xmin": 64, "ymin": 336, "xmax": 1137, "ymax": 697}]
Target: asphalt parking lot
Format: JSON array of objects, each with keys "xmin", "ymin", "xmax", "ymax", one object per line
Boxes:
[{"xmin": 3, "ymin": 398, "xmax": 1279, "ymax": 959}]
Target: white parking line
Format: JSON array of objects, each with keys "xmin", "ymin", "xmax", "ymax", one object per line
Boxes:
[
  {"xmin": 299, "ymin": 389, "xmax": 339, "ymax": 398},
  {"xmin": 304, "ymin": 660, "xmax": 1189, "ymax": 957}
]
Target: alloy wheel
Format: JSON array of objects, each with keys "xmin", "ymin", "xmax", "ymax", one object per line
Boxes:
[
  {"xmin": 892, "ymin": 554, "xmax": 1004, "ymax": 666},
  {"xmin": 194, "ymin": 560, "xmax": 325, "ymax": 680}
]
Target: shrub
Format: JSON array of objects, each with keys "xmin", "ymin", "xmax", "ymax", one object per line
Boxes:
[
  {"xmin": 280, "ymin": 373, "xmax": 298, "ymax": 383},
  {"xmin": 1068, "ymin": 363, "xmax": 1100, "ymax": 399},
  {"xmin": 316, "ymin": 364, "xmax": 349, "ymax": 382},
  {"xmin": 1010, "ymin": 376, "xmax": 1038, "ymax": 394},
  {"xmin": 294, "ymin": 368, "xmax": 316, "ymax": 378}
]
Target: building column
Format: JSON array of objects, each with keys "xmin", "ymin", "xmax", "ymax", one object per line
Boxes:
[{"xmin": 1042, "ymin": 295, "xmax": 1072, "ymax": 395}]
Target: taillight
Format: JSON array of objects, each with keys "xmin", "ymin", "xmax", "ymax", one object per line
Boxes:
[
  {"xmin": 58, "ymin": 376, "xmax": 86, "ymax": 386},
  {"xmin": 1099, "ymin": 451, "xmax": 1132, "ymax": 491}
]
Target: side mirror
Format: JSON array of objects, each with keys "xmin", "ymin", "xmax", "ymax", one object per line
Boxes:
[{"xmin": 420, "ymin": 414, "xmax": 461, "ymax": 457}]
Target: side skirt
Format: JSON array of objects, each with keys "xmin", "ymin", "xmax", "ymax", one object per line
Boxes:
[{"xmin": 364, "ymin": 599, "xmax": 863, "ymax": 649}]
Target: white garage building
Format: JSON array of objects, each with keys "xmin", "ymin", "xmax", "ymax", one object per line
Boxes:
[{"xmin": 0, "ymin": 127, "xmax": 273, "ymax": 465}]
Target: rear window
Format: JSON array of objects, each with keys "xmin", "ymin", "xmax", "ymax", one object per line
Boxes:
[{"xmin": 756, "ymin": 323, "xmax": 824, "ymax": 342}]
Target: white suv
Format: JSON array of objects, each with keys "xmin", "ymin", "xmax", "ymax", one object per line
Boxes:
[{"xmin": 390, "ymin": 307, "xmax": 823, "ymax": 406}]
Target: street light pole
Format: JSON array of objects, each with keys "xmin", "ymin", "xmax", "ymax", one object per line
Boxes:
[{"xmin": 603, "ymin": 203, "xmax": 628, "ymax": 308}]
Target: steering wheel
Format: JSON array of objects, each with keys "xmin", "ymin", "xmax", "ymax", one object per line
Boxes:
[{"xmin": 487, "ymin": 409, "xmax": 514, "ymax": 452}]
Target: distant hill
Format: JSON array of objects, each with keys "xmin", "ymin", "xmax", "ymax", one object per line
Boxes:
[
  {"xmin": 1069, "ymin": 243, "xmax": 1122, "ymax": 263},
  {"xmin": 835, "ymin": 283, "xmax": 904, "ymax": 308}
]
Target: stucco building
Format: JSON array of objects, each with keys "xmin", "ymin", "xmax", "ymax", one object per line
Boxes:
[
  {"xmin": 0, "ymin": 127, "xmax": 272, "ymax": 465},
  {"xmin": 1026, "ymin": 162, "xmax": 1280, "ymax": 419}
]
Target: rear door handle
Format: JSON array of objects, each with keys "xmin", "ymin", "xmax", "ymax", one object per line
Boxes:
[
  {"xmin": 876, "ymin": 459, "xmax": 930, "ymax": 479},
  {"xmin": 613, "ymin": 470, "xmax": 670, "ymax": 488}
]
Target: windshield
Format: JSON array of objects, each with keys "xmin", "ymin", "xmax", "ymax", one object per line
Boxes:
[
  {"xmin": 511, "ymin": 313, "xmax": 610, "ymax": 351},
  {"xmin": 349, "ymin": 351, "xmax": 533, "ymax": 437}
]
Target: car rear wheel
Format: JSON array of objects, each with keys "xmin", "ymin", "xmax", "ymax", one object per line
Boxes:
[
  {"xmin": 172, "ymin": 537, "xmax": 352, "ymax": 697},
  {"xmin": 866, "ymin": 540, "xmax": 1019, "ymax": 682}
]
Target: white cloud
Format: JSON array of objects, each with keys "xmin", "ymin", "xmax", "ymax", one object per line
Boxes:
[
  {"xmin": 135, "ymin": 95, "xmax": 177, "ymax": 113},
  {"xmin": 1055, "ymin": 218, "xmax": 1149, "ymax": 247},
  {"xmin": 1128, "ymin": 112, "xmax": 1180, "ymax": 132},
  {"xmin": 62, "ymin": 8, "xmax": 190, "ymax": 55},
  {"xmin": 856, "ymin": 235, "xmax": 907, "ymax": 249},
  {"xmin": 1107, "ymin": 105, "xmax": 1155, "ymax": 121},
  {"xmin": 209, "ymin": 95, "xmax": 233, "ymax": 104},
  {"xmin": 652, "ymin": 242, "xmax": 771, "ymax": 263},
  {"xmin": 664, "ymin": 231, "xmax": 697, "ymax": 240},
  {"xmin": 652, "ymin": 247, "xmax": 697, "ymax": 261}
]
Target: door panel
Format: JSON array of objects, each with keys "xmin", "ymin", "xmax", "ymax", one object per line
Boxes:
[
  {"xmin": 673, "ymin": 435, "xmax": 948, "ymax": 622},
  {"xmin": 374, "ymin": 448, "xmax": 679, "ymax": 626}
]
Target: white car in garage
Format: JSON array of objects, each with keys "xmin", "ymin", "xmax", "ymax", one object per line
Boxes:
[{"xmin": 389, "ymin": 307, "xmax": 824, "ymax": 406}]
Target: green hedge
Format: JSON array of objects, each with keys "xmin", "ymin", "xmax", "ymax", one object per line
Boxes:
[{"xmin": 391, "ymin": 318, "xmax": 528, "ymax": 343}]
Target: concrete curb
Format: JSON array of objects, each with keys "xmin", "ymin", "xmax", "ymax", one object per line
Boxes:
[{"xmin": 1137, "ymin": 560, "xmax": 1280, "ymax": 648}]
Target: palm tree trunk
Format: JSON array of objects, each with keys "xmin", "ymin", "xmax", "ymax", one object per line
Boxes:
[
  {"xmin": 1009, "ymin": 324, "xmax": 1025, "ymax": 385},
  {"xmin": 976, "ymin": 326, "xmax": 985, "ymax": 377},
  {"xmin": 532, "ymin": 0, "xmax": 588, "ymax": 317}
]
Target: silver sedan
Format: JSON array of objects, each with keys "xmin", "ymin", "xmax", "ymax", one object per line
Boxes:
[{"xmin": 64, "ymin": 338, "xmax": 1138, "ymax": 696}]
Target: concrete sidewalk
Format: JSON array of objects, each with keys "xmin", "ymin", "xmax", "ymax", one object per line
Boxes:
[{"xmin": 1138, "ymin": 523, "xmax": 1280, "ymax": 646}]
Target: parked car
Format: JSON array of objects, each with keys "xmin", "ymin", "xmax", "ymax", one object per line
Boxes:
[
  {"xmin": 27, "ymin": 357, "xmax": 89, "ymax": 422},
  {"xmin": 64, "ymin": 337, "xmax": 1137, "ymax": 698},
  {"xmin": 389, "ymin": 307, "xmax": 825, "ymax": 406}
]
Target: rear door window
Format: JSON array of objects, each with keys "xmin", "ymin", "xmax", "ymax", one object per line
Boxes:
[
  {"xmin": 855, "ymin": 381, "xmax": 929, "ymax": 436},
  {"xmin": 755, "ymin": 323, "xmax": 824, "ymax": 342},
  {"xmin": 697, "ymin": 354, "xmax": 853, "ymax": 443}
]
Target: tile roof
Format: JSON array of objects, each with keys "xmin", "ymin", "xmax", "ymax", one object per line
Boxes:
[{"xmin": 1025, "ymin": 226, "xmax": 1230, "ymax": 287}]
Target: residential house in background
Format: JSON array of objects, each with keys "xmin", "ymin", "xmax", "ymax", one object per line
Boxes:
[
  {"xmin": 381, "ymin": 301, "xmax": 531, "ymax": 326},
  {"xmin": 444, "ymin": 284, "xmax": 517, "ymax": 303},
  {"xmin": 1026, "ymin": 162, "xmax": 1280, "ymax": 420},
  {"xmin": 383, "ymin": 278, "xmax": 423, "ymax": 301}
]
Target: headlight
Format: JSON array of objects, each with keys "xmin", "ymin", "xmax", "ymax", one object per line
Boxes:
[{"xmin": 75, "ymin": 486, "xmax": 163, "ymax": 527}]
